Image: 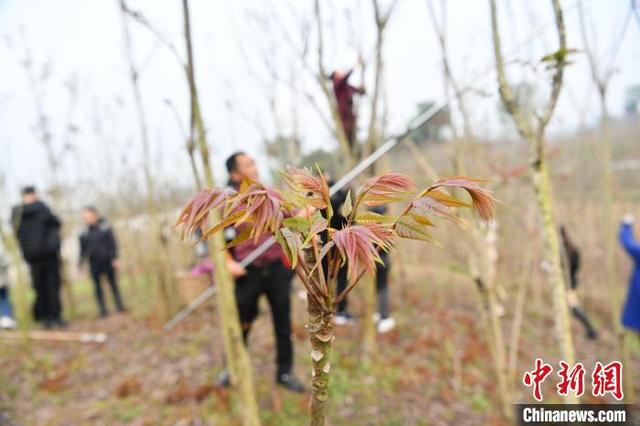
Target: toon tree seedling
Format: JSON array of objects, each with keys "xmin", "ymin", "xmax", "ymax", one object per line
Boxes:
[{"xmin": 177, "ymin": 166, "xmax": 496, "ymax": 426}]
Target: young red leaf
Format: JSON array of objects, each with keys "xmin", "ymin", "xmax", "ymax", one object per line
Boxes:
[
  {"xmin": 411, "ymin": 196, "xmax": 465, "ymax": 226},
  {"xmin": 176, "ymin": 187, "xmax": 234, "ymax": 238},
  {"xmin": 356, "ymin": 173, "xmax": 416, "ymax": 207},
  {"xmin": 424, "ymin": 176, "xmax": 496, "ymax": 221},
  {"xmin": 281, "ymin": 166, "xmax": 331, "ymax": 212},
  {"xmin": 225, "ymin": 184, "xmax": 286, "ymax": 241},
  {"xmin": 331, "ymin": 224, "xmax": 394, "ymax": 284}
]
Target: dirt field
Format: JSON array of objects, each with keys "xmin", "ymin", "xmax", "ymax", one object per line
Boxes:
[{"xmin": 0, "ymin": 260, "xmax": 631, "ymax": 426}]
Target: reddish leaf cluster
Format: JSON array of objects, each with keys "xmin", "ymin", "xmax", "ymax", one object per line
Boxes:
[
  {"xmin": 355, "ymin": 173, "xmax": 415, "ymax": 207},
  {"xmin": 176, "ymin": 167, "xmax": 496, "ymax": 306},
  {"xmin": 425, "ymin": 177, "xmax": 496, "ymax": 221},
  {"xmin": 281, "ymin": 165, "xmax": 331, "ymax": 211},
  {"xmin": 175, "ymin": 188, "xmax": 231, "ymax": 238},
  {"xmin": 332, "ymin": 224, "xmax": 394, "ymax": 284},
  {"xmin": 220, "ymin": 181, "xmax": 286, "ymax": 242}
]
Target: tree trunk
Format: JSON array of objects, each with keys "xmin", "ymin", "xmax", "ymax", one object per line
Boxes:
[
  {"xmin": 302, "ymin": 247, "xmax": 334, "ymax": 425},
  {"xmin": 489, "ymin": 0, "xmax": 574, "ymax": 404},
  {"xmin": 307, "ymin": 291, "xmax": 334, "ymax": 426},
  {"xmin": 313, "ymin": 0, "xmax": 355, "ymax": 173},
  {"xmin": 469, "ymin": 222, "xmax": 511, "ymax": 418},
  {"xmin": 621, "ymin": 331, "xmax": 635, "ymax": 402},
  {"xmin": 473, "ymin": 281, "xmax": 510, "ymax": 417},
  {"xmin": 486, "ymin": 286, "xmax": 510, "ymax": 417},
  {"xmin": 508, "ymin": 253, "xmax": 532, "ymax": 383},
  {"xmin": 208, "ymin": 221, "xmax": 261, "ymax": 426},
  {"xmin": 599, "ymin": 92, "xmax": 620, "ymax": 327},
  {"xmin": 118, "ymin": 0, "xmax": 173, "ymax": 319},
  {"xmin": 532, "ymin": 158, "xmax": 577, "ymax": 403},
  {"xmin": 181, "ymin": 1, "xmax": 260, "ymax": 422}
]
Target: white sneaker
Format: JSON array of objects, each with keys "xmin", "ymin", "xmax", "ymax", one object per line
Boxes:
[
  {"xmin": 0, "ymin": 316, "xmax": 17, "ymax": 330},
  {"xmin": 334, "ymin": 312, "xmax": 356, "ymax": 326},
  {"xmin": 377, "ymin": 317, "xmax": 396, "ymax": 334},
  {"xmin": 373, "ymin": 312, "xmax": 381, "ymax": 323}
]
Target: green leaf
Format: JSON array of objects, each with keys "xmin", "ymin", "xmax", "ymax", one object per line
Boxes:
[
  {"xmin": 202, "ymin": 210, "xmax": 245, "ymax": 239},
  {"xmin": 224, "ymin": 226, "xmax": 252, "ymax": 249},
  {"xmin": 409, "ymin": 212, "xmax": 435, "ymax": 227},
  {"xmin": 281, "ymin": 190, "xmax": 307, "ymax": 208},
  {"xmin": 319, "ymin": 240, "xmax": 335, "ymax": 260},
  {"xmin": 361, "ymin": 193, "xmax": 407, "ymax": 206},
  {"xmin": 342, "ymin": 190, "xmax": 353, "ymax": 217},
  {"xmin": 355, "ymin": 211, "xmax": 398, "ymax": 224},
  {"xmin": 278, "ymin": 228, "xmax": 302, "ymax": 269},
  {"xmin": 283, "ymin": 216, "xmax": 310, "ymax": 233},
  {"xmin": 425, "ymin": 189, "xmax": 471, "ymax": 208},
  {"xmin": 303, "ymin": 217, "xmax": 328, "ymax": 246},
  {"xmin": 395, "ymin": 214, "xmax": 439, "ymax": 245}
]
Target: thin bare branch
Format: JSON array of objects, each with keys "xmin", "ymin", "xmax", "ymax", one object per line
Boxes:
[{"xmin": 121, "ymin": 4, "xmax": 184, "ymax": 66}]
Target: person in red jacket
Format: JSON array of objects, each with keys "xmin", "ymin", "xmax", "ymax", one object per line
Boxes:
[
  {"xmin": 216, "ymin": 152, "xmax": 306, "ymax": 393},
  {"xmin": 330, "ymin": 60, "xmax": 365, "ymax": 147}
]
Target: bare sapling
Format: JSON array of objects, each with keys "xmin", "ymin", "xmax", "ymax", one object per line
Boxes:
[{"xmin": 489, "ymin": 0, "xmax": 577, "ymax": 404}]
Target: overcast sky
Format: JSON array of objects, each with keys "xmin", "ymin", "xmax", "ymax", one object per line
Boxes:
[{"xmin": 0, "ymin": 0, "xmax": 638, "ymax": 205}]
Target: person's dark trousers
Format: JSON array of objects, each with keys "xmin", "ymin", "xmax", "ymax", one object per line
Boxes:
[
  {"xmin": 571, "ymin": 306, "xmax": 597, "ymax": 338},
  {"xmin": 235, "ymin": 260, "xmax": 293, "ymax": 377},
  {"xmin": 90, "ymin": 260, "xmax": 124, "ymax": 316},
  {"xmin": 376, "ymin": 253, "xmax": 390, "ymax": 319},
  {"xmin": 28, "ymin": 257, "xmax": 62, "ymax": 322}
]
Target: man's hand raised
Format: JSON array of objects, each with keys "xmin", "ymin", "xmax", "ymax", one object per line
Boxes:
[{"xmin": 227, "ymin": 258, "xmax": 247, "ymax": 278}]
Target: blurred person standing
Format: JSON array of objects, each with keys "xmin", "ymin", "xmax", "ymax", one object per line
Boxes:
[
  {"xmin": 619, "ymin": 214, "xmax": 640, "ymax": 332},
  {"xmin": 330, "ymin": 201, "xmax": 396, "ymax": 333},
  {"xmin": 11, "ymin": 186, "xmax": 64, "ymax": 328},
  {"xmin": 326, "ymin": 185, "xmax": 354, "ymax": 325},
  {"xmin": 79, "ymin": 206, "xmax": 125, "ymax": 317},
  {"xmin": 216, "ymin": 152, "xmax": 306, "ymax": 393},
  {"xmin": 0, "ymin": 241, "xmax": 17, "ymax": 329},
  {"xmin": 560, "ymin": 225, "xmax": 598, "ymax": 340}
]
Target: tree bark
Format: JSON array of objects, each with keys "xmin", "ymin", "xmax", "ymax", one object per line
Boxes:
[
  {"xmin": 489, "ymin": 1, "xmax": 576, "ymax": 403},
  {"xmin": 301, "ymin": 248, "xmax": 334, "ymax": 425},
  {"xmin": 118, "ymin": 0, "xmax": 175, "ymax": 319},
  {"xmin": 313, "ymin": 0, "xmax": 355, "ymax": 173},
  {"xmin": 307, "ymin": 291, "xmax": 334, "ymax": 426},
  {"xmin": 532, "ymin": 158, "xmax": 577, "ymax": 374},
  {"xmin": 182, "ymin": 1, "xmax": 260, "ymax": 423},
  {"xmin": 424, "ymin": 4, "xmax": 511, "ymax": 408}
]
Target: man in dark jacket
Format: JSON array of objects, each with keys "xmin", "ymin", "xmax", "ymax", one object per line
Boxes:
[
  {"xmin": 79, "ymin": 206, "xmax": 125, "ymax": 317},
  {"xmin": 11, "ymin": 186, "xmax": 64, "ymax": 327}
]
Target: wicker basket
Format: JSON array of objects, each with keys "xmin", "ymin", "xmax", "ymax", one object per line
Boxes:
[{"xmin": 175, "ymin": 273, "xmax": 212, "ymax": 305}]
